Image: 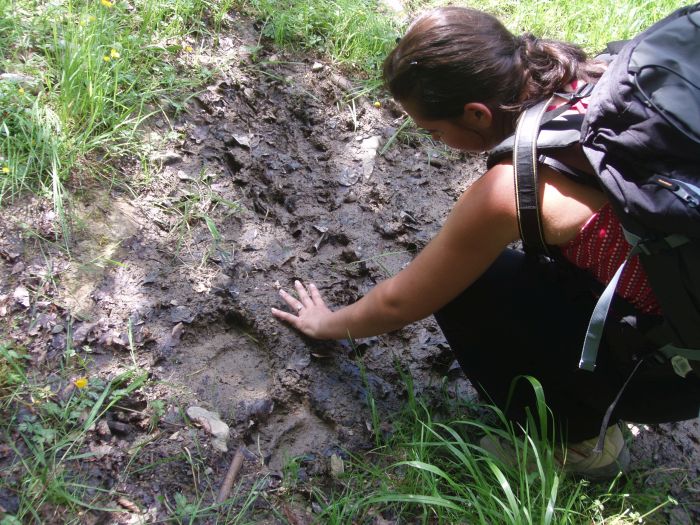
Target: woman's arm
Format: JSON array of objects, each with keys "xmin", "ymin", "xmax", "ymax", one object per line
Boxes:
[{"xmin": 272, "ymin": 164, "xmax": 520, "ymax": 340}]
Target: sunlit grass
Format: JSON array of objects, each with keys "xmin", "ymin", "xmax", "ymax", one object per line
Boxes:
[
  {"xmin": 240, "ymin": 0, "xmax": 402, "ymax": 71},
  {"xmin": 240, "ymin": 0, "xmax": 690, "ymax": 74},
  {"xmin": 0, "ymin": 0, "xmax": 232, "ymax": 212},
  {"xmin": 238, "ymin": 0, "xmax": 690, "ymax": 160},
  {"xmin": 309, "ymin": 370, "xmax": 677, "ymax": 524},
  {"xmin": 421, "ymin": 0, "xmax": 690, "ymax": 54},
  {"xmin": 0, "ymin": 343, "xmax": 150, "ymax": 523}
]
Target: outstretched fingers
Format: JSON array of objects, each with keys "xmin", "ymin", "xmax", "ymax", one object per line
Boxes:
[
  {"xmin": 272, "ymin": 281, "xmax": 332, "ymax": 339},
  {"xmin": 270, "ymin": 307, "xmax": 296, "ymax": 323},
  {"xmin": 275, "ymin": 281, "xmax": 319, "ymax": 316},
  {"xmin": 278, "ymin": 288, "xmax": 304, "ymax": 314},
  {"xmin": 308, "ymin": 282, "xmax": 325, "ymax": 306},
  {"xmin": 294, "ymin": 280, "xmax": 313, "ymax": 307}
]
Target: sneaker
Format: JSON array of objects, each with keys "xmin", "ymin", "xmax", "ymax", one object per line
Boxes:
[
  {"xmin": 559, "ymin": 424, "xmax": 630, "ymax": 480},
  {"xmin": 479, "ymin": 424, "xmax": 630, "ymax": 481}
]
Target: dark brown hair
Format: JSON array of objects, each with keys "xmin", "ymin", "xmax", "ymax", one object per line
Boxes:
[{"xmin": 383, "ymin": 7, "xmax": 604, "ymax": 119}]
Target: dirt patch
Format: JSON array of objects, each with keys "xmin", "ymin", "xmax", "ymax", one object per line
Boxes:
[{"xmin": 0, "ymin": 12, "xmax": 697, "ymax": 523}]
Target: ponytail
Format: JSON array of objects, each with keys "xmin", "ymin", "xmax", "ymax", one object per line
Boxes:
[
  {"xmin": 384, "ymin": 7, "xmax": 605, "ymax": 119},
  {"xmin": 511, "ymin": 33, "xmax": 604, "ymax": 110}
]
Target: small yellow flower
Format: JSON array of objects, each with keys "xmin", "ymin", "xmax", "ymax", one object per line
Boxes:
[
  {"xmin": 74, "ymin": 377, "xmax": 89, "ymax": 389},
  {"xmin": 18, "ymin": 87, "xmax": 25, "ymax": 95},
  {"xmin": 183, "ymin": 45, "xmax": 194, "ymax": 53},
  {"xmin": 100, "ymin": 0, "xmax": 114, "ymax": 8},
  {"xmin": 89, "ymin": 15, "xmax": 97, "ymax": 22},
  {"xmin": 79, "ymin": 20, "xmax": 86, "ymax": 27},
  {"xmin": 373, "ymin": 101, "xmax": 381, "ymax": 108},
  {"xmin": 110, "ymin": 48, "xmax": 120, "ymax": 59},
  {"xmin": 2, "ymin": 166, "xmax": 10, "ymax": 174},
  {"xmin": 103, "ymin": 55, "xmax": 111, "ymax": 62}
]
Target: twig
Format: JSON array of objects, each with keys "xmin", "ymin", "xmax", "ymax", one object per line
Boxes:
[{"xmin": 216, "ymin": 447, "xmax": 244, "ymax": 504}]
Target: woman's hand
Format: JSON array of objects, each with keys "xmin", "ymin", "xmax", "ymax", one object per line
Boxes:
[{"xmin": 271, "ymin": 280, "xmax": 334, "ymax": 339}]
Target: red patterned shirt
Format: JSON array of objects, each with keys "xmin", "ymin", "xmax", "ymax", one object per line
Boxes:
[
  {"xmin": 546, "ymin": 81, "xmax": 660, "ymax": 314},
  {"xmin": 560, "ymin": 203, "xmax": 661, "ymax": 314}
]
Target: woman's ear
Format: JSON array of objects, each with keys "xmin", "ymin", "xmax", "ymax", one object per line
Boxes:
[{"xmin": 462, "ymin": 103, "xmax": 493, "ymax": 129}]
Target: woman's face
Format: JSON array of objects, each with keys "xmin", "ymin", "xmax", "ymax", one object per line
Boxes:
[{"xmin": 400, "ymin": 99, "xmax": 502, "ymax": 152}]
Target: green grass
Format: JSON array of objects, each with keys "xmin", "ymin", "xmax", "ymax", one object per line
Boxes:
[
  {"xmin": 1, "ymin": 341, "xmax": 681, "ymax": 523},
  {"xmin": 238, "ymin": 0, "xmax": 690, "ymax": 154},
  {"xmin": 241, "ymin": 0, "xmax": 402, "ymax": 72},
  {"xmin": 305, "ymin": 371, "xmax": 677, "ymax": 524},
  {"xmin": 442, "ymin": 0, "xmax": 691, "ymax": 54},
  {"xmin": 0, "ymin": 0, "xmax": 233, "ymax": 216},
  {"xmin": 239, "ymin": 0, "xmax": 691, "ymax": 74},
  {"xmin": 0, "ymin": 342, "xmax": 150, "ymax": 523}
]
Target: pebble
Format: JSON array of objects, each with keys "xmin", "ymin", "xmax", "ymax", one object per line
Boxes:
[
  {"xmin": 330, "ymin": 454, "xmax": 345, "ymax": 477},
  {"xmin": 96, "ymin": 420, "xmax": 112, "ymax": 437},
  {"xmin": 149, "ymin": 151, "xmax": 183, "ymax": 166},
  {"xmin": 186, "ymin": 406, "xmax": 230, "ymax": 452}
]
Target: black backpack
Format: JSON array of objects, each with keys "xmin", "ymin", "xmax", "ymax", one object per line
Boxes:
[{"xmin": 487, "ymin": 3, "xmax": 700, "ymax": 383}]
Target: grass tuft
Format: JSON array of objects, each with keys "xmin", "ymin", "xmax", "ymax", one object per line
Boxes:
[
  {"xmin": 0, "ymin": 342, "xmax": 151, "ymax": 522},
  {"xmin": 311, "ymin": 372, "xmax": 677, "ymax": 524},
  {"xmin": 240, "ymin": 0, "xmax": 401, "ymax": 72},
  {"xmin": 0, "ymin": 0, "xmax": 233, "ymax": 219}
]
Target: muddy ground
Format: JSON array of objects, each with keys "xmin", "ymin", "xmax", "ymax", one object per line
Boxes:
[{"xmin": 1, "ymin": 12, "xmax": 698, "ymax": 525}]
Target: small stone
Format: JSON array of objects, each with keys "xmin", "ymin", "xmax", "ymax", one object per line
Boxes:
[
  {"xmin": 90, "ymin": 443, "xmax": 114, "ymax": 459},
  {"xmin": 150, "ymin": 151, "xmax": 183, "ymax": 166},
  {"xmin": 186, "ymin": 406, "xmax": 230, "ymax": 452},
  {"xmin": 338, "ymin": 168, "xmax": 360, "ymax": 187},
  {"xmin": 176, "ymin": 170, "xmax": 194, "ymax": 181},
  {"xmin": 311, "ymin": 62, "xmax": 324, "ymax": 72},
  {"xmin": 170, "ymin": 306, "xmax": 194, "ymax": 324},
  {"xmin": 227, "ymin": 133, "xmax": 251, "ymax": 149},
  {"xmin": 107, "ymin": 420, "xmax": 132, "ymax": 435},
  {"xmin": 13, "ymin": 286, "xmax": 30, "ymax": 308},
  {"xmin": 361, "ymin": 136, "xmax": 381, "ymax": 152},
  {"xmin": 73, "ymin": 321, "xmax": 99, "ymax": 344},
  {"xmin": 0, "ymin": 73, "xmax": 40, "ymax": 93},
  {"xmin": 330, "ymin": 454, "xmax": 345, "ymax": 478},
  {"xmin": 117, "ymin": 497, "xmax": 141, "ymax": 514},
  {"xmin": 96, "ymin": 420, "xmax": 111, "ymax": 437}
]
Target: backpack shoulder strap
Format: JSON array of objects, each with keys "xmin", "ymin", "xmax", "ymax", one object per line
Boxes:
[
  {"xmin": 513, "ymin": 97, "xmax": 554, "ymax": 256},
  {"xmin": 487, "ymin": 86, "xmax": 592, "ymax": 169},
  {"xmin": 497, "ymin": 85, "xmax": 595, "ymax": 255}
]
